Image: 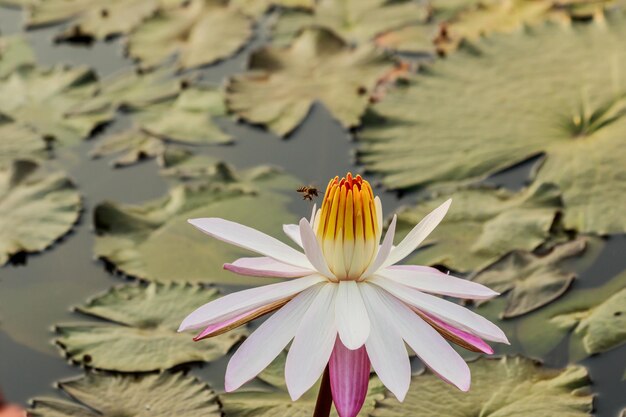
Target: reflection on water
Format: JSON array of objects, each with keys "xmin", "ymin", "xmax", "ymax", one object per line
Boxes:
[{"xmin": 0, "ymin": 6, "xmax": 624, "ymax": 416}]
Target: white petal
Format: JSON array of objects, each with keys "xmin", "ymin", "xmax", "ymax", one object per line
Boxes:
[
  {"xmin": 178, "ymin": 274, "xmax": 325, "ymax": 331},
  {"xmin": 225, "ymin": 256, "xmax": 314, "ymax": 278},
  {"xmin": 299, "ymin": 218, "xmax": 335, "ymax": 279},
  {"xmin": 376, "ymin": 287, "xmax": 471, "ymax": 391},
  {"xmin": 188, "ymin": 218, "xmax": 313, "ymax": 269},
  {"xmin": 225, "ymin": 283, "xmax": 324, "ymax": 391},
  {"xmin": 285, "ymin": 283, "xmax": 338, "ymax": 400},
  {"xmin": 362, "ymin": 215, "xmax": 397, "ymax": 278},
  {"xmin": 379, "ymin": 265, "xmax": 499, "ymax": 300},
  {"xmin": 370, "ymin": 276, "xmax": 508, "ymax": 344},
  {"xmin": 360, "ymin": 283, "xmax": 411, "ymax": 401},
  {"xmin": 381, "ymin": 199, "xmax": 451, "ymax": 269},
  {"xmin": 283, "ymin": 224, "xmax": 303, "ymax": 247},
  {"xmin": 374, "ymin": 196, "xmax": 383, "ymax": 238},
  {"xmin": 335, "ymin": 281, "xmax": 370, "ymax": 350},
  {"xmin": 310, "ymin": 203, "xmax": 317, "ymax": 224}
]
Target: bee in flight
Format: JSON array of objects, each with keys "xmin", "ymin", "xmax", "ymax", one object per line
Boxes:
[{"xmin": 296, "ymin": 185, "xmax": 319, "ymax": 201}]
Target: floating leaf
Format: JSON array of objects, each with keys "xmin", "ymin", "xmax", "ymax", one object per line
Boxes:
[
  {"xmin": 233, "ymin": 0, "xmax": 314, "ymax": 17},
  {"xmin": 29, "ymin": 372, "xmax": 221, "ymax": 417},
  {"xmin": 135, "ymin": 86, "xmax": 232, "ymax": 144},
  {"xmin": 360, "ymin": 15, "xmax": 626, "ymax": 234},
  {"xmin": 272, "ymin": 0, "xmax": 428, "ymax": 46},
  {"xmin": 394, "ymin": 184, "xmax": 561, "ymax": 272},
  {"xmin": 55, "ymin": 282, "xmax": 246, "ymax": 372},
  {"xmin": 0, "ymin": 35, "xmax": 35, "ymax": 79},
  {"xmin": 518, "ymin": 270, "xmax": 626, "ymax": 360},
  {"xmin": 0, "ymin": 123, "xmax": 47, "ymax": 165},
  {"xmin": 22, "ymin": 0, "xmax": 182, "ymax": 42},
  {"xmin": 472, "ymin": 238, "xmax": 586, "ymax": 318},
  {"xmin": 221, "ymin": 352, "xmax": 385, "ymax": 417},
  {"xmin": 0, "ymin": 160, "xmax": 81, "ymax": 265},
  {"xmin": 227, "ymin": 28, "xmax": 391, "ymax": 136},
  {"xmin": 90, "ymin": 128, "xmax": 167, "ymax": 167},
  {"xmin": 71, "ymin": 66, "xmax": 183, "ymax": 115},
  {"xmin": 128, "ymin": 0, "xmax": 253, "ymax": 70},
  {"xmin": 0, "ymin": 66, "xmax": 112, "ymax": 146},
  {"xmin": 94, "ymin": 163, "xmax": 298, "ymax": 284},
  {"xmin": 372, "ymin": 356, "xmax": 593, "ymax": 417}
]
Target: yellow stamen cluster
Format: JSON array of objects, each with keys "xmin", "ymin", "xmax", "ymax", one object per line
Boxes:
[{"xmin": 315, "ymin": 173, "xmax": 381, "ymax": 280}]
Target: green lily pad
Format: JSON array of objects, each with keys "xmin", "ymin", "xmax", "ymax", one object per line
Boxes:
[
  {"xmin": 0, "ymin": 123, "xmax": 48, "ymax": 165},
  {"xmin": 0, "ymin": 66, "xmax": 112, "ymax": 146},
  {"xmin": 71, "ymin": 66, "xmax": 183, "ymax": 115},
  {"xmin": 0, "ymin": 160, "xmax": 81, "ymax": 266},
  {"xmin": 55, "ymin": 282, "xmax": 246, "ymax": 372},
  {"xmin": 22, "ymin": 0, "xmax": 182, "ymax": 42},
  {"xmin": 394, "ymin": 184, "xmax": 561, "ymax": 273},
  {"xmin": 372, "ymin": 356, "xmax": 593, "ymax": 417},
  {"xmin": 94, "ymin": 163, "xmax": 299, "ymax": 284},
  {"xmin": 233, "ymin": 0, "xmax": 314, "ymax": 17},
  {"xmin": 127, "ymin": 0, "xmax": 253, "ymax": 71},
  {"xmin": 0, "ymin": 35, "xmax": 35, "ymax": 79},
  {"xmin": 471, "ymin": 238, "xmax": 586, "ymax": 318},
  {"xmin": 359, "ymin": 14, "xmax": 626, "ymax": 234},
  {"xmin": 135, "ymin": 86, "xmax": 232, "ymax": 144},
  {"xmin": 29, "ymin": 372, "xmax": 221, "ymax": 417},
  {"xmin": 271, "ymin": 0, "xmax": 428, "ymax": 46},
  {"xmin": 518, "ymin": 270, "xmax": 626, "ymax": 361},
  {"xmin": 90, "ymin": 128, "xmax": 167, "ymax": 167},
  {"xmin": 221, "ymin": 351, "xmax": 386, "ymax": 417},
  {"xmin": 227, "ymin": 27, "xmax": 391, "ymax": 136}
]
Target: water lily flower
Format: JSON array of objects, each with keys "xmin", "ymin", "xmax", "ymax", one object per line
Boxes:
[{"xmin": 179, "ymin": 173, "xmax": 508, "ymax": 417}]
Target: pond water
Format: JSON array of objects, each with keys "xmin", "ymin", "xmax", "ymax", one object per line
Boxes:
[{"xmin": 0, "ymin": 5, "xmax": 624, "ymax": 416}]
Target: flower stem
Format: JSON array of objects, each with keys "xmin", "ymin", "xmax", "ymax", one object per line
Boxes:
[{"xmin": 313, "ymin": 365, "xmax": 333, "ymax": 417}]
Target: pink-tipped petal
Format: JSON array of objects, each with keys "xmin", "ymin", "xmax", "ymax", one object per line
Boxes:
[
  {"xmin": 178, "ymin": 274, "xmax": 325, "ymax": 332},
  {"xmin": 359, "ymin": 284, "xmax": 411, "ymax": 402},
  {"xmin": 283, "ymin": 224, "xmax": 303, "ymax": 247},
  {"xmin": 362, "ymin": 215, "xmax": 397, "ymax": 278},
  {"xmin": 286, "ymin": 283, "xmax": 338, "ymax": 400},
  {"xmin": 225, "ymin": 284, "xmax": 324, "ymax": 391},
  {"xmin": 415, "ymin": 310, "xmax": 494, "ymax": 354},
  {"xmin": 375, "ymin": 287, "xmax": 471, "ymax": 392},
  {"xmin": 194, "ymin": 298, "xmax": 291, "ymax": 341},
  {"xmin": 224, "ymin": 256, "xmax": 314, "ymax": 278},
  {"xmin": 299, "ymin": 218, "xmax": 335, "ymax": 279},
  {"xmin": 382, "ymin": 199, "xmax": 451, "ymax": 269},
  {"xmin": 335, "ymin": 281, "xmax": 370, "ymax": 350},
  {"xmin": 188, "ymin": 218, "xmax": 312, "ymax": 269},
  {"xmin": 370, "ymin": 276, "xmax": 509, "ymax": 345},
  {"xmin": 329, "ymin": 339, "xmax": 371, "ymax": 417},
  {"xmin": 379, "ymin": 265, "xmax": 499, "ymax": 300}
]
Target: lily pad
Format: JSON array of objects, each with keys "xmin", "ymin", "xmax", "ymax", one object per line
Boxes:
[
  {"xmin": 0, "ymin": 160, "xmax": 81, "ymax": 266},
  {"xmin": 71, "ymin": 66, "xmax": 183, "ymax": 115},
  {"xmin": 29, "ymin": 372, "xmax": 221, "ymax": 417},
  {"xmin": 394, "ymin": 184, "xmax": 561, "ymax": 273},
  {"xmin": 472, "ymin": 238, "xmax": 586, "ymax": 318},
  {"xmin": 94, "ymin": 163, "xmax": 299, "ymax": 284},
  {"xmin": 271, "ymin": 0, "xmax": 428, "ymax": 46},
  {"xmin": 227, "ymin": 28, "xmax": 391, "ymax": 136},
  {"xmin": 518, "ymin": 270, "xmax": 626, "ymax": 360},
  {"xmin": 0, "ymin": 36, "xmax": 35, "ymax": 79},
  {"xmin": 55, "ymin": 282, "xmax": 246, "ymax": 372},
  {"xmin": 0, "ymin": 123, "xmax": 48, "ymax": 165},
  {"xmin": 0, "ymin": 66, "xmax": 112, "ymax": 146},
  {"xmin": 22, "ymin": 0, "xmax": 182, "ymax": 42},
  {"xmin": 134, "ymin": 86, "xmax": 232, "ymax": 144},
  {"xmin": 221, "ymin": 352, "xmax": 386, "ymax": 417},
  {"xmin": 372, "ymin": 356, "xmax": 593, "ymax": 417},
  {"xmin": 359, "ymin": 14, "xmax": 626, "ymax": 234},
  {"xmin": 90, "ymin": 128, "xmax": 167, "ymax": 167},
  {"xmin": 233, "ymin": 0, "xmax": 314, "ymax": 17},
  {"xmin": 127, "ymin": 0, "xmax": 253, "ymax": 70}
]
